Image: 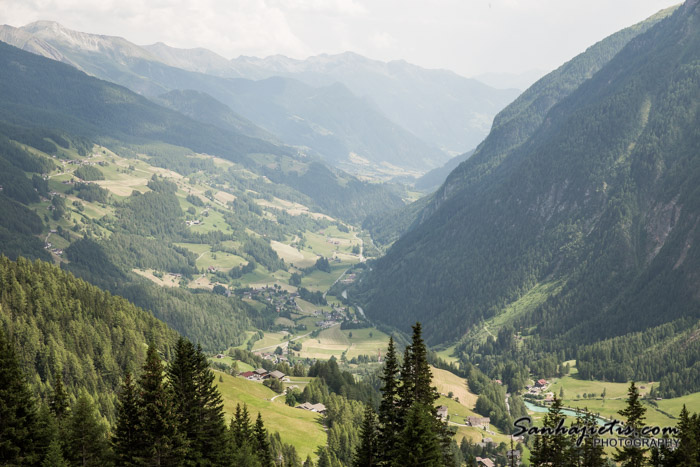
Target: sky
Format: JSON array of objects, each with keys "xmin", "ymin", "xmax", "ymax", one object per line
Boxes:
[{"xmin": 0, "ymin": 0, "xmax": 680, "ymax": 78}]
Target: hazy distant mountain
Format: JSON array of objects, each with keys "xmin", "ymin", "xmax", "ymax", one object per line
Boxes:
[
  {"xmin": 474, "ymin": 69, "xmax": 547, "ymax": 91},
  {"xmin": 0, "ymin": 21, "xmax": 448, "ymax": 172},
  {"xmin": 144, "ymin": 46, "xmax": 520, "ymax": 155},
  {"xmin": 413, "ymin": 149, "xmax": 475, "ymax": 192}
]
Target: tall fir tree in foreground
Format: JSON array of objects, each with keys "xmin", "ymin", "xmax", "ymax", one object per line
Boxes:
[
  {"xmin": 353, "ymin": 402, "xmax": 378, "ymax": 467},
  {"xmin": 529, "ymin": 396, "xmax": 573, "ymax": 466},
  {"xmin": 377, "ymin": 337, "xmax": 400, "ymax": 465},
  {"xmin": 0, "ymin": 326, "xmax": 41, "ymax": 465},
  {"xmin": 113, "ymin": 372, "xmax": 140, "ymax": 465},
  {"xmin": 137, "ymin": 342, "xmax": 184, "ymax": 465},
  {"xmin": 614, "ymin": 382, "xmax": 647, "ymax": 467}
]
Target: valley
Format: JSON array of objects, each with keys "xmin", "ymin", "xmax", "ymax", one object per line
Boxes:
[{"xmin": 1, "ymin": 2, "xmax": 699, "ymax": 466}]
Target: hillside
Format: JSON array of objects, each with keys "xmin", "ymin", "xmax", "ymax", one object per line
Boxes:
[
  {"xmin": 355, "ymin": 2, "xmax": 700, "ymax": 395},
  {"xmin": 0, "ymin": 255, "xmax": 178, "ymax": 421}
]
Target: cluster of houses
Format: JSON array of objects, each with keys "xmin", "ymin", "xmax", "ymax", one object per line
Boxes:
[
  {"xmin": 252, "ymin": 351, "xmax": 289, "ymax": 364},
  {"xmin": 475, "ymin": 450, "xmax": 521, "ymax": 467},
  {"xmin": 238, "ymin": 368, "xmax": 287, "ymax": 382},
  {"xmin": 526, "ymin": 378, "xmax": 553, "ymax": 401},
  {"xmin": 339, "ymin": 273, "xmax": 356, "ymax": 284},
  {"xmin": 185, "ymin": 220, "xmax": 202, "ymax": 226},
  {"xmin": 242, "ymin": 286, "xmax": 299, "ymax": 315},
  {"xmin": 314, "ymin": 307, "xmax": 347, "ymax": 328}
]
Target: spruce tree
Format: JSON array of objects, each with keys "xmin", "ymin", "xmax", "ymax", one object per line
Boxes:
[
  {"xmin": 530, "ymin": 396, "xmax": 573, "ymax": 466},
  {"xmin": 113, "ymin": 372, "xmax": 140, "ymax": 465},
  {"xmin": 377, "ymin": 337, "xmax": 400, "ymax": 464},
  {"xmin": 65, "ymin": 391, "xmax": 112, "ymax": 466},
  {"xmin": 353, "ymin": 402, "xmax": 378, "ymax": 467},
  {"xmin": 394, "ymin": 403, "xmax": 443, "ymax": 467},
  {"xmin": 666, "ymin": 405, "xmax": 700, "ymax": 467},
  {"xmin": 570, "ymin": 409, "xmax": 605, "ymax": 467},
  {"xmin": 253, "ymin": 412, "xmax": 273, "ymax": 467},
  {"xmin": 192, "ymin": 344, "xmax": 228, "ymax": 464},
  {"xmin": 42, "ymin": 438, "xmax": 68, "ymax": 467},
  {"xmin": 614, "ymin": 382, "xmax": 647, "ymax": 467},
  {"xmin": 137, "ymin": 342, "xmax": 184, "ymax": 465},
  {"xmin": 0, "ymin": 327, "xmax": 40, "ymax": 465},
  {"xmin": 49, "ymin": 368, "xmax": 70, "ymax": 421}
]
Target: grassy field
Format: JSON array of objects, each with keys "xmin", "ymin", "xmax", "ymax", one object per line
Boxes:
[
  {"xmin": 434, "ymin": 345, "xmax": 459, "ymax": 365},
  {"xmin": 295, "ymin": 326, "xmax": 390, "ymax": 360},
  {"xmin": 214, "ymin": 371, "xmax": 326, "ymax": 460},
  {"xmin": 548, "ymin": 374, "xmax": 651, "ymax": 401},
  {"xmin": 656, "ymin": 392, "xmax": 700, "ymax": 418},
  {"xmin": 431, "ymin": 366, "xmax": 478, "ymax": 409}
]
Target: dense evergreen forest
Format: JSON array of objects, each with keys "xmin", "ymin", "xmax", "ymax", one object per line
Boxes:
[{"xmin": 355, "ymin": 2, "xmax": 700, "ymax": 394}]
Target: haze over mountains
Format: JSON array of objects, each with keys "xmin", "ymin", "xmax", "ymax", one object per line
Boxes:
[{"xmin": 0, "ymin": 20, "xmax": 519, "ymax": 177}]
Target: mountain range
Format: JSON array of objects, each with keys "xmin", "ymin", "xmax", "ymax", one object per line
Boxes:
[{"xmin": 0, "ymin": 21, "xmax": 519, "ymax": 175}]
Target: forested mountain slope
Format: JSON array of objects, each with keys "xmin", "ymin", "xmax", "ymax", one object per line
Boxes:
[
  {"xmin": 357, "ymin": 0, "xmax": 698, "ymax": 372},
  {"xmin": 0, "ymin": 256, "xmax": 178, "ymax": 420}
]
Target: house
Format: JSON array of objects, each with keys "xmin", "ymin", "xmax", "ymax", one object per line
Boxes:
[
  {"xmin": 437, "ymin": 405, "xmax": 448, "ymax": 421},
  {"xmin": 268, "ymin": 370, "xmax": 285, "ymax": 380},
  {"xmin": 296, "ymin": 402, "xmax": 327, "ymax": 414},
  {"xmin": 254, "ymin": 368, "xmax": 268, "ymax": 379},
  {"xmin": 215, "ymin": 354, "xmax": 225, "ymax": 359},
  {"xmin": 535, "ymin": 379, "xmax": 548, "ymax": 388},
  {"xmin": 239, "ymin": 371, "xmax": 256, "ymax": 379},
  {"xmin": 475, "ymin": 457, "xmax": 495, "ymax": 467},
  {"xmin": 507, "ymin": 450, "xmax": 521, "ymax": 466},
  {"xmin": 467, "ymin": 416, "xmax": 490, "ymax": 429}
]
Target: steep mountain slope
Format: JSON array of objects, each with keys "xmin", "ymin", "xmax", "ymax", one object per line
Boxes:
[
  {"xmin": 356, "ymin": 2, "xmax": 697, "ymax": 353},
  {"xmin": 146, "ymin": 49, "xmax": 520, "ymax": 155},
  {"xmin": 414, "ymin": 149, "xmax": 475, "ymax": 192},
  {"xmin": 0, "ymin": 22, "xmax": 446, "ymax": 172},
  {"xmin": 0, "ymin": 256, "xmax": 178, "ymax": 420}
]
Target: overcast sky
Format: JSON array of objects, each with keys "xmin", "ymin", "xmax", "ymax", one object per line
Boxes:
[{"xmin": 1, "ymin": 0, "xmax": 680, "ymax": 77}]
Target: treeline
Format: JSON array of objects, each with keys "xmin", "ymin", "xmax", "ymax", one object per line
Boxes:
[{"xmin": 0, "ymin": 331, "xmax": 301, "ymax": 466}]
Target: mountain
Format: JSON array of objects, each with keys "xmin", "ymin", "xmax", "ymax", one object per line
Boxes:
[
  {"xmin": 0, "ymin": 255, "xmax": 178, "ymax": 421},
  {"xmin": 354, "ymin": 2, "xmax": 699, "ymax": 390},
  {"xmin": 0, "ymin": 22, "xmax": 448, "ymax": 172},
  {"xmin": 414, "ymin": 149, "xmax": 475, "ymax": 192},
  {"xmin": 145, "ymin": 48, "xmax": 520, "ymax": 156}
]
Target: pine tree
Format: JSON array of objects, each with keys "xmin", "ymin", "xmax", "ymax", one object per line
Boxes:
[
  {"xmin": 614, "ymin": 382, "xmax": 647, "ymax": 467},
  {"xmin": 192, "ymin": 344, "xmax": 228, "ymax": 464},
  {"xmin": 667, "ymin": 405, "xmax": 700, "ymax": 467},
  {"xmin": 377, "ymin": 337, "xmax": 400, "ymax": 465},
  {"xmin": 113, "ymin": 372, "xmax": 140, "ymax": 465},
  {"xmin": 137, "ymin": 342, "xmax": 184, "ymax": 465},
  {"xmin": 394, "ymin": 403, "xmax": 443, "ymax": 467},
  {"xmin": 570, "ymin": 409, "xmax": 605, "ymax": 467},
  {"xmin": 353, "ymin": 402, "xmax": 378, "ymax": 467},
  {"xmin": 42, "ymin": 438, "xmax": 68, "ymax": 467},
  {"xmin": 49, "ymin": 368, "xmax": 70, "ymax": 421},
  {"xmin": 0, "ymin": 327, "xmax": 41, "ymax": 465},
  {"xmin": 530, "ymin": 396, "xmax": 573, "ymax": 466},
  {"xmin": 64, "ymin": 391, "xmax": 112, "ymax": 466},
  {"xmin": 303, "ymin": 454, "xmax": 315, "ymax": 467},
  {"xmin": 253, "ymin": 412, "xmax": 273, "ymax": 466}
]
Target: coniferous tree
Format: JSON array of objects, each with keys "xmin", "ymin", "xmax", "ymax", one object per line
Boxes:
[
  {"xmin": 65, "ymin": 391, "xmax": 112, "ymax": 466},
  {"xmin": 253, "ymin": 412, "xmax": 273, "ymax": 467},
  {"xmin": 192, "ymin": 344, "xmax": 228, "ymax": 464},
  {"xmin": 377, "ymin": 337, "xmax": 400, "ymax": 465},
  {"xmin": 42, "ymin": 438, "xmax": 68, "ymax": 467},
  {"xmin": 570, "ymin": 409, "xmax": 605, "ymax": 467},
  {"xmin": 353, "ymin": 402, "xmax": 378, "ymax": 467},
  {"xmin": 661, "ymin": 405, "xmax": 700, "ymax": 467},
  {"xmin": 49, "ymin": 368, "xmax": 70, "ymax": 421},
  {"xmin": 614, "ymin": 382, "xmax": 647, "ymax": 467},
  {"xmin": 0, "ymin": 327, "xmax": 41, "ymax": 465},
  {"xmin": 394, "ymin": 403, "xmax": 443, "ymax": 467},
  {"xmin": 137, "ymin": 342, "xmax": 183, "ymax": 465},
  {"xmin": 530, "ymin": 396, "xmax": 573, "ymax": 466},
  {"xmin": 113, "ymin": 372, "xmax": 140, "ymax": 465}
]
